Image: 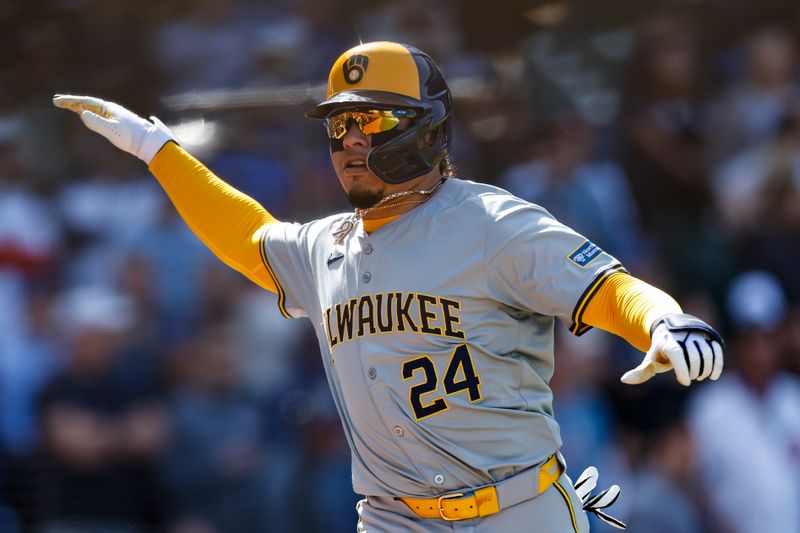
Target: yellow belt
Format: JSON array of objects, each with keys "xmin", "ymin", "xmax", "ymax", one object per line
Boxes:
[{"xmin": 398, "ymin": 454, "xmax": 562, "ymax": 521}]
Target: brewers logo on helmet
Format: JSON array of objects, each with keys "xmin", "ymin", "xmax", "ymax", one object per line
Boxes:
[
  {"xmin": 343, "ymin": 55, "xmax": 369, "ymax": 85},
  {"xmin": 307, "ymin": 42, "xmax": 453, "ymax": 184}
]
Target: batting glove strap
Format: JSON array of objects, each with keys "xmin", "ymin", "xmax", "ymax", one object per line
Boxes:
[
  {"xmin": 574, "ymin": 467, "xmax": 626, "ymax": 529},
  {"xmin": 650, "ymin": 313, "xmax": 724, "ymax": 348}
]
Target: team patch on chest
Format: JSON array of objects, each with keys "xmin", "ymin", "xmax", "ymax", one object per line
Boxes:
[{"xmin": 324, "ymin": 292, "xmax": 465, "ymax": 349}]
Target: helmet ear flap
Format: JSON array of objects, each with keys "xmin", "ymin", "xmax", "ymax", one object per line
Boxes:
[
  {"xmin": 366, "ymin": 109, "xmax": 453, "ymax": 184},
  {"xmin": 366, "ymin": 115, "xmax": 433, "ymax": 184},
  {"xmin": 429, "ymin": 121, "xmax": 450, "ymax": 150},
  {"xmin": 423, "ymin": 124, "xmax": 439, "ymax": 147}
]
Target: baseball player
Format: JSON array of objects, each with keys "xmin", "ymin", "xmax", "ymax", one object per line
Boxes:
[{"xmin": 54, "ymin": 41, "xmax": 724, "ymax": 532}]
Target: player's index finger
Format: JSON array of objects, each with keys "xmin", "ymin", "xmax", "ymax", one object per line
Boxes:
[
  {"xmin": 663, "ymin": 339, "xmax": 691, "ymax": 386},
  {"xmin": 53, "ymin": 95, "xmax": 108, "ymax": 117}
]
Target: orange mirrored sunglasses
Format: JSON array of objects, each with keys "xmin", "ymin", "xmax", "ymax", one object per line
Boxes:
[{"xmin": 324, "ymin": 109, "xmax": 416, "ymax": 139}]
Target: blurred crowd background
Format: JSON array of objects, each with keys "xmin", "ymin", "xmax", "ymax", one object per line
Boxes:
[{"xmin": 2, "ymin": 0, "xmax": 800, "ymax": 532}]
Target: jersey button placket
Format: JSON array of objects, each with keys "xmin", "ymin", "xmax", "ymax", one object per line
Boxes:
[{"xmin": 359, "ymin": 240, "xmax": 373, "ymax": 285}]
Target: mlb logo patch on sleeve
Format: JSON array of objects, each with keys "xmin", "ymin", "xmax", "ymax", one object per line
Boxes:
[{"xmin": 567, "ymin": 240, "xmax": 603, "ymax": 268}]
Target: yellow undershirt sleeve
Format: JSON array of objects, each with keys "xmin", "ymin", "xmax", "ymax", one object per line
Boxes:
[
  {"xmin": 148, "ymin": 142, "xmax": 278, "ymax": 293},
  {"xmin": 582, "ymin": 272, "xmax": 682, "ymax": 352}
]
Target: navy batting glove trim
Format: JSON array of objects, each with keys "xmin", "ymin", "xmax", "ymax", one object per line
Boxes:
[{"xmin": 649, "ymin": 313, "xmax": 725, "ymax": 349}]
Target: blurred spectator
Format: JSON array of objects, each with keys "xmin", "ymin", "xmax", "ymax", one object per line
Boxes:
[
  {"xmin": 689, "ymin": 271, "xmax": 800, "ymax": 533},
  {"xmin": 60, "ymin": 0, "xmax": 161, "ymax": 109},
  {"xmin": 0, "ymin": 122, "xmax": 63, "ymax": 458},
  {"xmin": 114, "ymin": 253, "xmax": 161, "ymax": 356},
  {"xmin": 623, "ymin": 386, "xmax": 705, "ymax": 533},
  {"xmin": 57, "ymin": 156, "xmax": 163, "ymax": 249},
  {"xmin": 0, "ymin": 120, "xmax": 60, "ymax": 277},
  {"xmin": 56, "ymin": 145, "xmax": 166, "ymax": 301},
  {"xmin": 622, "ymin": 13, "xmax": 708, "ymax": 229},
  {"xmin": 151, "ymin": 0, "xmax": 267, "ymax": 94},
  {"xmin": 230, "ymin": 286, "xmax": 310, "ymax": 399},
  {"xmin": 0, "ymin": 495, "xmax": 20, "ymax": 533},
  {"xmin": 249, "ymin": 9, "xmax": 319, "ymax": 86},
  {"xmin": 129, "ymin": 208, "xmax": 217, "ymax": 342},
  {"xmin": 622, "ymin": 13, "xmax": 734, "ymax": 294},
  {"xmin": 34, "ymin": 286, "xmax": 169, "ymax": 532},
  {"xmin": 712, "ymin": 101, "xmax": 800, "ymax": 235},
  {"xmin": 708, "ymin": 27, "xmax": 799, "ymax": 164},
  {"xmin": 356, "ymin": 0, "xmax": 462, "ymax": 67},
  {"xmin": 551, "ymin": 326, "xmax": 618, "ymax": 477},
  {"xmin": 0, "ymin": 123, "xmax": 61, "ymax": 390},
  {"xmin": 0, "ymin": 290, "xmax": 62, "ymax": 454},
  {"xmin": 207, "ymin": 142, "xmax": 294, "ymax": 219},
  {"xmin": 713, "ymin": 102, "xmax": 800, "ymax": 301},
  {"xmin": 274, "ymin": 334, "xmax": 358, "ymax": 533},
  {"xmin": 786, "ymin": 307, "xmax": 800, "ymax": 377},
  {"xmin": 500, "ymin": 116, "xmax": 649, "ymax": 267},
  {"xmin": 159, "ymin": 327, "xmax": 272, "ymax": 533}
]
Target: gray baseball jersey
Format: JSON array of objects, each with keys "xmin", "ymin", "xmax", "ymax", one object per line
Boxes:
[{"xmin": 262, "ymin": 178, "xmax": 624, "ymax": 498}]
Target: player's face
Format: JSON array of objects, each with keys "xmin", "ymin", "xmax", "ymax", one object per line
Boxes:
[
  {"xmin": 327, "ymin": 110, "xmax": 413, "ymax": 209},
  {"xmin": 330, "ymin": 121, "xmax": 385, "ymax": 209}
]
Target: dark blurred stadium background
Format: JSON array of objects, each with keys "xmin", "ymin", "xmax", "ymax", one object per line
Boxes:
[{"xmin": 1, "ymin": 1, "xmax": 799, "ymax": 532}]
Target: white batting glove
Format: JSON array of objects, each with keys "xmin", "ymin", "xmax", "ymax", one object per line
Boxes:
[
  {"xmin": 574, "ymin": 466, "xmax": 626, "ymax": 529},
  {"xmin": 53, "ymin": 95, "xmax": 174, "ymax": 165},
  {"xmin": 621, "ymin": 313, "xmax": 724, "ymax": 387}
]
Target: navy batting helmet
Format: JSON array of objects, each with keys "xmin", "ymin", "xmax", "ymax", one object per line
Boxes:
[{"xmin": 306, "ymin": 41, "xmax": 452, "ymax": 184}]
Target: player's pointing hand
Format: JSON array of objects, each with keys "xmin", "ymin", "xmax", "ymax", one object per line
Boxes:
[
  {"xmin": 53, "ymin": 94, "xmax": 174, "ymax": 165},
  {"xmin": 621, "ymin": 313, "xmax": 724, "ymax": 387}
]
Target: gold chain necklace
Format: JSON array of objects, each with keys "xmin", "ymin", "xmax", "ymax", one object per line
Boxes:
[{"xmin": 332, "ymin": 179, "xmax": 446, "ymax": 245}]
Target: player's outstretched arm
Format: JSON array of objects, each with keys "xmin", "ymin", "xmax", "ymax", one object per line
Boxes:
[
  {"xmin": 582, "ymin": 272, "xmax": 724, "ymax": 386},
  {"xmin": 54, "ymin": 95, "xmax": 279, "ymax": 293}
]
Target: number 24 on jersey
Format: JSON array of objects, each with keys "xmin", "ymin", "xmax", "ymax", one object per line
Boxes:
[{"xmin": 402, "ymin": 344, "xmax": 481, "ymax": 420}]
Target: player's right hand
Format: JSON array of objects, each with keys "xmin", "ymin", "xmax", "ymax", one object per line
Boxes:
[
  {"xmin": 574, "ymin": 466, "xmax": 626, "ymax": 529},
  {"xmin": 53, "ymin": 95, "xmax": 174, "ymax": 165}
]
